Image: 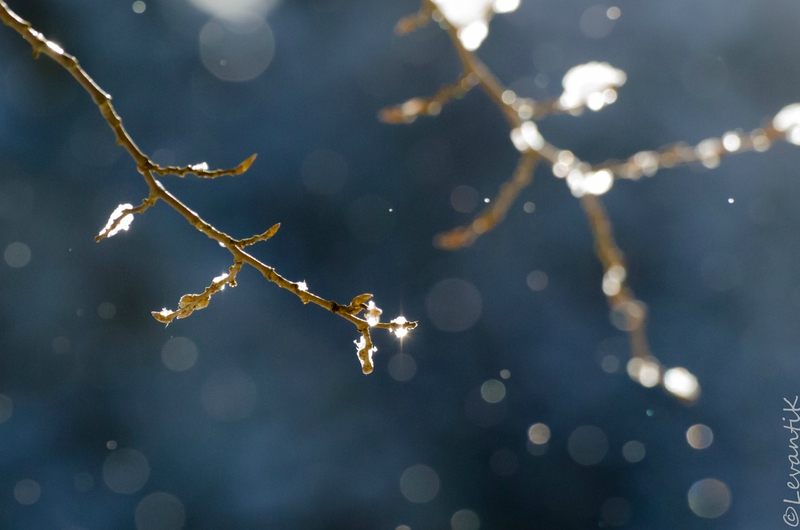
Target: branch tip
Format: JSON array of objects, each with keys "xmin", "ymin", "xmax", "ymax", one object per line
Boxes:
[
  {"xmin": 236, "ymin": 153, "xmax": 258, "ymax": 174},
  {"xmin": 236, "ymin": 222, "xmax": 281, "ymax": 247}
]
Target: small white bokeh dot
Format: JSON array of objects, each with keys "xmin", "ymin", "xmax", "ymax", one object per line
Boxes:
[{"xmin": 132, "ymin": 1, "xmax": 146, "ymax": 13}]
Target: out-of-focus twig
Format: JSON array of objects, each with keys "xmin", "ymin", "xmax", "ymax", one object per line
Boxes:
[{"xmin": 434, "ymin": 151, "xmax": 539, "ymax": 249}]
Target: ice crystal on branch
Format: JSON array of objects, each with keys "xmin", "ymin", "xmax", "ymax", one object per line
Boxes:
[
  {"xmin": 510, "ymin": 122, "xmax": 544, "ymax": 152},
  {"xmin": 558, "ymin": 62, "xmax": 626, "ymax": 112},
  {"xmin": 391, "ymin": 316, "xmax": 411, "ymax": 338},
  {"xmin": 663, "ymin": 367, "xmax": 700, "ymax": 401},
  {"xmin": 355, "ymin": 334, "xmax": 378, "ymax": 375},
  {"xmin": 97, "ymin": 203, "xmax": 135, "ymax": 239},
  {"xmin": 431, "ymin": 0, "xmax": 520, "ymax": 51},
  {"xmin": 364, "ymin": 301, "xmax": 382, "ymax": 327},
  {"xmin": 774, "ymin": 103, "xmax": 800, "ymax": 145}
]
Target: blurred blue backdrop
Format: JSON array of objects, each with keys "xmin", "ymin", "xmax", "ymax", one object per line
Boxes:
[{"xmin": 1, "ymin": 0, "xmax": 800, "ymax": 528}]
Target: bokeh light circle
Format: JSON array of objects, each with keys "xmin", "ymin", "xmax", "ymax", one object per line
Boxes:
[
  {"xmin": 450, "ymin": 508, "xmax": 480, "ymax": 530},
  {"xmin": 480, "ymin": 379, "xmax": 506, "ymax": 403},
  {"xmin": 135, "ymin": 492, "xmax": 186, "ymax": 530},
  {"xmin": 399, "ymin": 464, "xmax": 440, "ymax": 503},
  {"xmin": 5, "ymin": 242, "xmax": 31, "ymax": 268},
  {"xmin": 200, "ymin": 18, "xmax": 275, "ymax": 82},
  {"xmin": 102, "ymin": 448, "xmax": 150, "ymax": 494},
  {"xmin": 686, "ymin": 424, "xmax": 713, "ymax": 450},
  {"xmin": 189, "ymin": 0, "xmax": 279, "ymax": 22},
  {"xmin": 161, "ymin": 337, "xmax": 199, "ymax": 372},
  {"xmin": 622, "ymin": 440, "xmax": 645, "ymax": 463},
  {"xmin": 0, "ymin": 394, "xmax": 13, "ymax": 423},
  {"xmin": 567, "ymin": 425, "xmax": 608, "ymax": 466},
  {"xmin": 388, "ymin": 353, "xmax": 417, "ymax": 382},
  {"xmin": 687, "ymin": 478, "xmax": 731, "ymax": 518},
  {"xmin": 14, "ymin": 479, "xmax": 41, "ymax": 505},
  {"xmin": 450, "ymin": 185, "xmax": 479, "ymax": 213},
  {"xmin": 528, "ymin": 423, "xmax": 551, "ymax": 445},
  {"xmin": 426, "ymin": 278, "xmax": 482, "ymax": 332},
  {"xmin": 201, "ymin": 368, "xmax": 257, "ymax": 421}
]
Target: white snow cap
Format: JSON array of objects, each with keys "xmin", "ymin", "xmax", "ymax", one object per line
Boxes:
[
  {"xmin": 774, "ymin": 103, "xmax": 800, "ymax": 145},
  {"xmin": 432, "ymin": 0, "xmax": 520, "ymax": 50},
  {"xmin": 559, "ymin": 62, "xmax": 627, "ymax": 111}
]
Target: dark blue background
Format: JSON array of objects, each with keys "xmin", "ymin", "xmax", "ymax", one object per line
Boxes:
[{"xmin": 1, "ymin": 0, "xmax": 799, "ymax": 528}]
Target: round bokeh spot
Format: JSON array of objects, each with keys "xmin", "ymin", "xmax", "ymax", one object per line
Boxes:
[{"xmin": 426, "ymin": 278, "xmax": 482, "ymax": 332}]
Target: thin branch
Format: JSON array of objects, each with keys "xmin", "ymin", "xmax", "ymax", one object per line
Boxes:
[
  {"xmin": 595, "ymin": 124, "xmax": 783, "ymax": 180},
  {"xmin": 379, "ymin": 74, "xmax": 478, "ymax": 123},
  {"xmin": 0, "ymin": 0, "xmax": 416, "ymax": 373},
  {"xmin": 149, "ymin": 154, "xmax": 258, "ymax": 179},
  {"xmin": 235, "ymin": 223, "xmax": 281, "ymax": 248},
  {"xmin": 580, "ymin": 195, "xmax": 698, "ymax": 402},
  {"xmin": 433, "ymin": 5, "xmax": 521, "ymax": 129},
  {"xmin": 394, "ymin": 1, "xmax": 434, "ymax": 35},
  {"xmin": 153, "ymin": 261, "xmax": 244, "ymax": 324},
  {"xmin": 434, "ymin": 150, "xmax": 539, "ymax": 249},
  {"xmin": 95, "ymin": 193, "xmax": 157, "ymax": 242}
]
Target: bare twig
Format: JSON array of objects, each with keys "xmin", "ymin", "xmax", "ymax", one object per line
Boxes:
[{"xmin": 0, "ymin": 0, "xmax": 416, "ymax": 374}]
